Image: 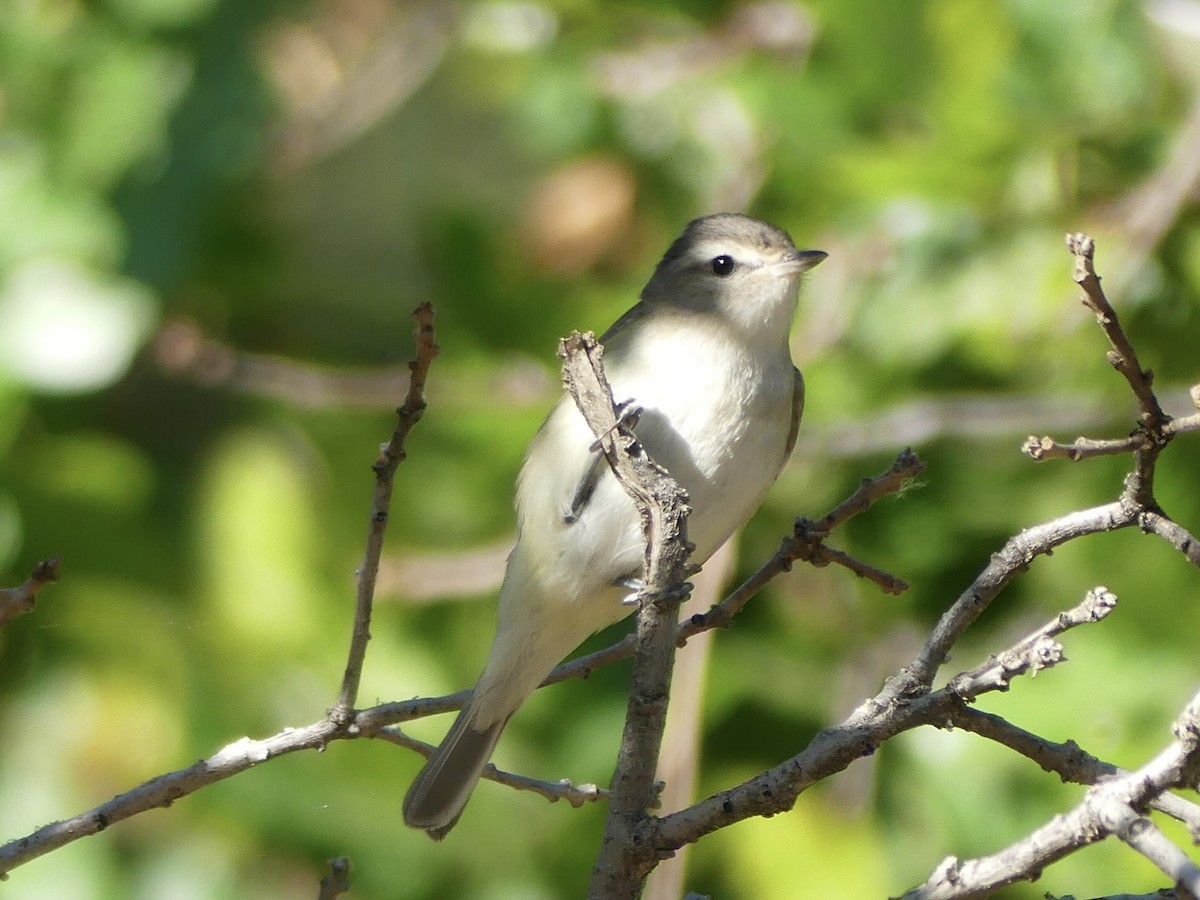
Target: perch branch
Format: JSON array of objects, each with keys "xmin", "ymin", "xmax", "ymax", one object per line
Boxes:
[{"xmin": 554, "ymin": 332, "xmax": 694, "ymax": 900}]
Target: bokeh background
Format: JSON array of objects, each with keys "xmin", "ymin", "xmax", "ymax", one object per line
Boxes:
[{"xmin": 2, "ymin": 0, "xmax": 1200, "ymax": 897}]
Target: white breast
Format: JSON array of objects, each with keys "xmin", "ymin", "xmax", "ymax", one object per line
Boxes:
[
  {"xmin": 514, "ymin": 309, "xmax": 793, "ymax": 605},
  {"xmin": 608, "ymin": 312, "xmax": 794, "ymax": 563}
]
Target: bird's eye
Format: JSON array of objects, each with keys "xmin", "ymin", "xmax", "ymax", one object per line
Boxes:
[{"xmin": 710, "ymin": 255, "xmax": 735, "ymax": 276}]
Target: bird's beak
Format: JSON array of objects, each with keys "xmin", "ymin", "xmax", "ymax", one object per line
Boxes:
[{"xmin": 774, "ymin": 249, "xmax": 828, "ymax": 275}]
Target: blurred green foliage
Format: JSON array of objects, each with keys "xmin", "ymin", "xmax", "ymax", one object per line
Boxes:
[{"xmin": 1, "ymin": 0, "xmax": 1199, "ymax": 897}]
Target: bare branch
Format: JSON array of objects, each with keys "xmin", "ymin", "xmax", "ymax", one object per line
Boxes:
[
  {"xmin": 373, "ymin": 726, "xmax": 608, "ymax": 808},
  {"xmin": 1116, "ymin": 816, "xmax": 1200, "ymax": 898},
  {"xmin": 1166, "ymin": 410, "xmax": 1200, "ymax": 438},
  {"xmin": 1023, "ymin": 432, "xmax": 1151, "ymax": 461},
  {"xmin": 644, "ymin": 584, "xmax": 1132, "ymax": 856},
  {"xmin": 692, "ymin": 449, "xmax": 923, "ymax": 633},
  {"xmin": 948, "ymin": 586, "xmax": 1117, "ymax": 702},
  {"xmin": 902, "ymin": 688, "xmax": 1200, "ymax": 899},
  {"xmin": 878, "ymin": 500, "xmax": 1133, "ymax": 704},
  {"xmin": 556, "ymin": 332, "xmax": 693, "ymax": 899},
  {"xmin": 869, "ymin": 234, "xmax": 1200, "ymax": 828},
  {"xmin": 0, "ymin": 690, "xmax": 614, "ymax": 877},
  {"xmin": 948, "ymin": 707, "xmax": 1200, "ymax": 841},
  {"xmin": 798, "ymin": 541, "xmax": 911, "ymax": 593},
  {"xmin": 1066, "ymin": 233, "xmax": 1168, "ymax": 433},
  {"xmin": 1141, "ymin": 511, "xmax": 1200, "ymax": 572},
  {"xmin": 810, "ymin": 447, "xmax": 926, "ymax": 536},
  {"xmin": 333, "ymin": 302, "xmax": 438, "ymax": 721},
  {"xmin": 0, "ymin": 720, "xmax": 341, "ymax": 876},
  {"xmin": 0, "ymin": 448, "xmax": 920, "ymax": 876},
  {"xmin": 1021, "ymin": 409, "xmax": 1200, "ymax": 461}
]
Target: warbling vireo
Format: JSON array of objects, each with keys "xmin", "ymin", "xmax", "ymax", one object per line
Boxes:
[{"xmin": 402, "ymin": 213, "xmax": 825, "ymax": 838}]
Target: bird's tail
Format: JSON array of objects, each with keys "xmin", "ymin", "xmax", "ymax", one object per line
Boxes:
[{"xmin": 402, "ymin": 699, "xmax": 509, "ymax": 840}]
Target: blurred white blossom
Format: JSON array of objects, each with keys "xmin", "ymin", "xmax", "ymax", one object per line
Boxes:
[{"xmin": 0, "ymin": 259, "xmax": 156, "ymax": 393}]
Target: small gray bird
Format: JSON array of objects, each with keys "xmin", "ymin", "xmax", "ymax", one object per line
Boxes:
[{"xmin": 403, "ymin": 213, "xmax": 825, "ymax": 838}]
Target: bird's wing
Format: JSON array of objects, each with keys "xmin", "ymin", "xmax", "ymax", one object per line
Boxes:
[
  {"xmin": 785, "ymin": 366, "xmax": 805, "ymax": 458},
  {"xmin": 564, "ymin": 449, "xmax": 607, "ymax": 524}
]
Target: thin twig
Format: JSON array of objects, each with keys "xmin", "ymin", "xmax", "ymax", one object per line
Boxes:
[
  {"xmin": 373, "ymin": 727, "xmax": 608, "ymax": 807},
  {"xmin": 1022, "ymin": 432, "xmax": 1151, "ymax": 461},
  {"xmin": 948, "ymin": 586, "xmax": 1117, "ymax": 701},
  {"xmin": 332, "ymin": 303, "xmax": 438, "ymax": 722},
  {"xmin": 1021, "ymin": 409, "xmax": 1200, "ymax": 461},
  {"xmin": 1166, "ymin": 410, "xmax": 1200, "ymax": 438},
  {"xmin": 797, "ymin": 542, "xmax": 910, "ymax": 592},
  {"xmin": 1066, "ymin": 232, "xmax": 1169, "ymax": 433},
  {"xmin": 809, "ymin": 448, "xmax": 926, "ymax": 536},
  {"xmin": 0, "ymin": 697, "xmax": 604, "ymax": 877},
  {"xmin": 692, "ymin": 449, "xmax": 923, "ymax": 632},
  {"xmin": 876, "ymin": 500, "xmax": 1133, "ymax": 705}
]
